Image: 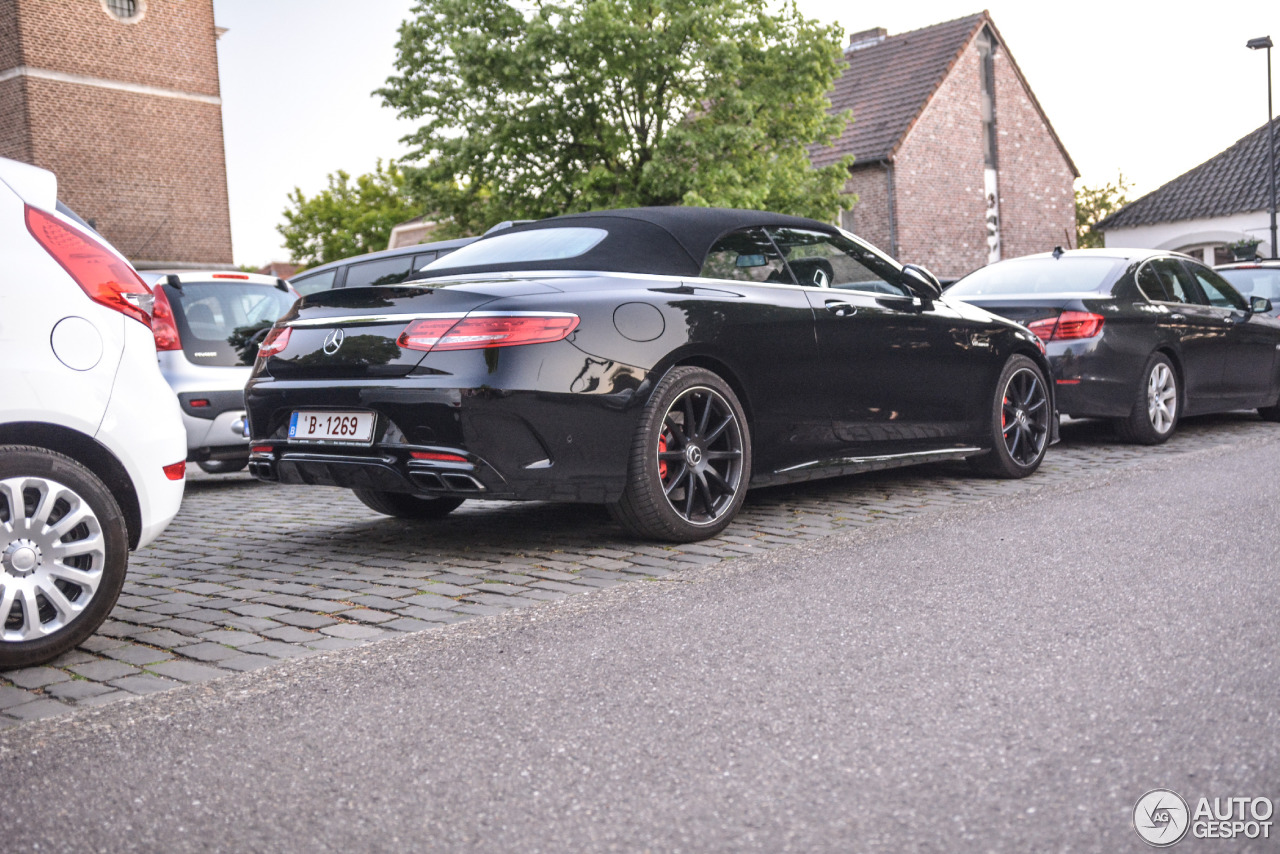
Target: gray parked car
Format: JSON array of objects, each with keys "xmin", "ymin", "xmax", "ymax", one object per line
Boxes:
[
  {"xmin": 288, "ymin": 236, "xmax": 477, "ymax": 296},
  {"xmin": 142, "ymin": 271, "xmax": 298, "ymax": 473}
]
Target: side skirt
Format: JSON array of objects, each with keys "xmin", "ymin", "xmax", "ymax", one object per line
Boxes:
[{"xmin": 750, "ymin": 447, "xmax": 983, "ymax": 488}]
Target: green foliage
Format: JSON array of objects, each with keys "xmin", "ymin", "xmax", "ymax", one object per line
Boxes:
[
  {"xmin": 1075, "ymin": 174, "xmax": 1131, "ymax": 249},
  {"xmin": 378, "ymin": 0, "xmax": 854, "ymax": 235},
  {"xmin": 278, "ymin": 160, "xmax": 421, "ymax": 267}
]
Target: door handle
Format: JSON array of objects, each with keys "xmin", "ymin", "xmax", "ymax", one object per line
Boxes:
[
  {"xmin": 825, "ymin": 300, "xmax": 857, "ymax": 317},
  {"xmin": 1169, "ymin": 312, "xmax": 1186, "ymax": 321}
]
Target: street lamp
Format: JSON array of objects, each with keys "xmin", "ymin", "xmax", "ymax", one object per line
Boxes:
[{"xmin": 1247, "ymin": 35, "xmax": 1277, "ymax": 260}]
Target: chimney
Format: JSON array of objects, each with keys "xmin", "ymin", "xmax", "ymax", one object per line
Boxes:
[{"xmin": 846, "ymin": 27, "xmax": 887, "ymax": 52}]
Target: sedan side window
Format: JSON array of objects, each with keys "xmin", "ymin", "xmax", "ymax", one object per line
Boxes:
[
  {"xmin": 767, "ymin": 228, "xmax": 911, "ymax": 296},
  {"xmin": 290, "ymin": 269, "xmax": 336, "ymax": 296},
  {"xmin": 1187, "ymin": 264, "xmax": 1248, "ymax": 311},
  {"xmin": 1148, "ymin": 258, "xmax": 1196, "ymax": 303},
  {"xmin": 346, "ymin": 255, "xmax": 415, "ymax": 288},
  {"xmin": 1135, "ymin": 263, "xmax": 1169, "ymax": 301},
  {"xmin": 701, "ymin": 228, "xmax": 794, "ymax": 284}
]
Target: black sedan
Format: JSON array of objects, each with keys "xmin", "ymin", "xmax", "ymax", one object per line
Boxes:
[
  {"xmin": 947, "ymin": 248, "xmax": 1280, "ymax": 444},
  {"xmin": 245, "ymin": 207, "xmax": 1054, "ymax": 541}
]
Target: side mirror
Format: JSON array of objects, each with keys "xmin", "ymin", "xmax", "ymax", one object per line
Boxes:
[
  {"xmin": 1251, "ymin": 295, "xmax": 1272, "ymax": 315},
  {"xmin": 901, "ymin": 264, "xmax": 943, "ymax": 301}
]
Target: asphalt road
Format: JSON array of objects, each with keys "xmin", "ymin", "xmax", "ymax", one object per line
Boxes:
[{"xmin": 1, "ymin": 433, "xmax": 1278, "ymax": 852}]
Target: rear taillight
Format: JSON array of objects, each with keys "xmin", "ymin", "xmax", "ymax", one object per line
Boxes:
[
  {"xmin": 163, "ymin": 461, "xmax": 186, "ymax": 480},
  {"xmin": 397, "ymin": 313, "xmax": 580, "ymax": 353},
  {"xmin": 25, "ymin": 205, "xmax": 153, "ymax": 327},
  {"xmin": 1026, "ymin": 311, "xmax": 1104, "ymax": 341},
  {"xmin": 258, "ymin": 326, "xmax": 291, "ymax": 357},
  {"xmin": 151, "ymin": 286, "xmax": 181, "ymax": 350}
]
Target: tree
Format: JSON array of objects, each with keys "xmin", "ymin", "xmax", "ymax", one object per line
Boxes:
[
  {"xmin": 1075, "ymin": 174, "xmax": 1131, "ymax": 249},
  {"xmin": 278, "ymin": 160, "xmax": 420, "ymax": 267},
  {"xmin": 378, "ymin": 0, "xmax": 854, "ymax": 235}
]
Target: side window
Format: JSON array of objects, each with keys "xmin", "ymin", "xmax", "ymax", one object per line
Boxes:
[
  {"xmin": 412, "ymin": 252, "xmax": 438, "ymax": 270},
  {"xmin": 1135, "ymin": 263, "xmax": 1169, "ymax": 301},
  {"xmin": 700, "ymin": 228, "xmax": 794, "ymax": 284},
  {"xmin": 1187, "ymin": 264, "xmax": 1247, "ymax": 311},
  {"xmin": 346, "ymin": 255, "xmax": 415, "ymax": 288},
  {"xmin": 291, "ymin": 269, "xmax": 336, "ymax": 296},
  {"xmin": 767, "ymin": 227, "xmax": 911, "ymax": 296},
  {"xmin": 1146, "ymin": 258, "xmax": 1195, "ymax": 303}
]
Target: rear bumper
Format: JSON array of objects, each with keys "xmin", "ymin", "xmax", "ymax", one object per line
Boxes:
[{"xmin": 244, "ymin": 377, "xmax": 642, "ymax": 503}]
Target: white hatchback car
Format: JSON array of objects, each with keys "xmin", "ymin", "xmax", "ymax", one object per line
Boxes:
[{"xmin": 0, "ymin": 156, "xmax": 186, "ymax": 669}]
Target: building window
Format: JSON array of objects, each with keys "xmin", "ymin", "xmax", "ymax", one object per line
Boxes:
[{"xmin": 101, "ymin": 0, "xmax": 146, "ymax": 23}]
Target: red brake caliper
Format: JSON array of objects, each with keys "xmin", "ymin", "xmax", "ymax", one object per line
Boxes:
[
  {"xmin": 1002, "ymin": 396, "xmax": 1008, "ymax": 429},
  {"xmin": 658, "ymin": 433, "xmax": 669, "ymax": 481}
]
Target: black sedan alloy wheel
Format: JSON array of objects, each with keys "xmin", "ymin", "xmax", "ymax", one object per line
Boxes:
[
  {"xmin": 972, "ymin": 355, "xmax": 1050, "ymax": 477},
  {"xmin": 612, "ymin": 367, "xmax": 751, "ymax": 542}
]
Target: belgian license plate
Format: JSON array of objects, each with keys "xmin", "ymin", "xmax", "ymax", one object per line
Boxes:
[{"xmin": 288, "ymin": 411, "xmax": 376, "ymax": 444}]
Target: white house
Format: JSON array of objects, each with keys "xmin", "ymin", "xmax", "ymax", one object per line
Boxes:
[{"xmin": 1098, "ymin": 122, "xmax": 1278, "ymax": 263}]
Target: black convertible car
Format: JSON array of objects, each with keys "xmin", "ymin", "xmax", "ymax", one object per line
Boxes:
[
  {"xmin": 947, "ymin": 248, "xmax": 1280, "ymax": 443},
  {"xmin": 245, "ymin": 208, "xmax": 1054, "ymax": 541}
]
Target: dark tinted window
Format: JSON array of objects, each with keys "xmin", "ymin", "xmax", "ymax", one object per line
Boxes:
[
  {"xmin": 346, "ymin": 255, "xmax": 415, "ymax": 288},
  {"xmin": 1187, "ymin": 264, "xmax": 1247, "ymax": 310},
  {"xmin": 168, "ymin": 282, "xmax": 296, "ymax": 366},
  {"xmin": 949, "ymin": 256, "xmax": 1123, "ymax": 296},
  {"xmin": 768, "ymin": 227, "xmax": 908, "ymax": 295},
  {"xmin": 700, "ymin": 228, "xmax": 793, "ymax": 284},
  {"xmin": 291, "ymin": 269, "xmax": 336, "ymax": 296},
  {"xmin": 1137, "ymin": 259, "xmax": 1195, "ymax": 303}
]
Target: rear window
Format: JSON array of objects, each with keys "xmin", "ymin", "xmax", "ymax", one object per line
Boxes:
[
  {"xmin": 424, "ymin": 227, "xmax": 607, "ymax": 271},
  {"xmin": 948, "ymin": 257, "xmax": 1124, "ymax": 296},
  {"xmin": 1218, "ymin": 267, "xmax": 1280, "ymax": 302},
  {"xmin": 167, "ymin": 282, "xmax": 297, "ymax": 366}
]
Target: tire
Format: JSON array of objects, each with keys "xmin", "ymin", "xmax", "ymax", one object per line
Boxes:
[
  {"xmin": 0, "ymin": 446, "xmax": 129, "ymax": 670},
  {"xmin": 610, "ymin": 366, "xmax": 751, "ymax": 542},
  {"xmin": 969, "ymin": 355, "xmax": 1052, "ymax": 478},
  {"xmin": 1258, "ymin": 400, "xmax": 1280, "ymax": 422},
  {"xmin": 1114, "ymin": 353, "xmax": 1179, "ymax": 444},
  {"xmin": 197, "ymin": 458, "xmax": 249, "ymax": 474},
  {"xmin": 352, "ymin": 489, "xmax": 464, "ymax": 520}
]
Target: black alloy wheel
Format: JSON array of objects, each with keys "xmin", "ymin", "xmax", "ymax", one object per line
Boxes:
[
  {"xmin": 970, "ymin": 355, "xmax": 1051, "ymax": 478},
  {"xmin": 611, "ymin": 366, "xmax": 751, "ymax": 542},
  {"xmin": 0, "ymin": 446, "xmax": 129, "ymax": 669},
  {"xmin": 1115, "ymin": 352, "xmax": 1179, "ymax": 444},
  {"xmin": 352, "ymin": 489, "xmax": 465, "ymax": 520}
]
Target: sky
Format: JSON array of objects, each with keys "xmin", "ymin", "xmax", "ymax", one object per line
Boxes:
[{"xmin": 212, "ymin": 0, "xmax": 1280, "ymax": 266}]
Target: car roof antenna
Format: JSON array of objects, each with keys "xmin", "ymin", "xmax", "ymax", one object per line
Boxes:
[{"xmin": 1052, "ymin": 246, "xmax": 1065, "ymax": 259}]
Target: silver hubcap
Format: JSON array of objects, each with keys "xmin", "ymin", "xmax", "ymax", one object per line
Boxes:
[
  {"xmin": 0, "ymin": 477, "xmax": 106, "ymax": 642},
  {"xmin": 1147, "ymin": 363, "xmax": 1177, "ymax": 434}
]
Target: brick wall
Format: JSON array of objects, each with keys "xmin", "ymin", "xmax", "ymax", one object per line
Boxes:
[
  {"xmin": 841, "ymin": 165, "xmax": 893, "ymax": 254},
  {"xmin": 991, "ymin": 46, "xmax": 1076, "ymax": 258},
  {"xmin": 24, "ymin": 78, "xmax": 233, "ymax": 264},
  {"xmin": 3, "ymin": 0, "xmax": 233, "ymax": 266},
  {"xmin": 0, "ymin": 79, "xmax": 32, "ymax": 163},
  {"xmin": 0, "ymin": 0, "xmax": 21, "ymax": 70},
  {"xmin": 11, "ymin": 0, "xmax": 221, "ymax": 96},
  {"xmin": 893, "ymin": 39, "xmax": 989, "ymax": 279}
]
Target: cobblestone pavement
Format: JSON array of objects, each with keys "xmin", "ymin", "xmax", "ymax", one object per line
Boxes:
[{"xmin": 3, "ymin": 414, "xmax": 1277, "ymax": 726}]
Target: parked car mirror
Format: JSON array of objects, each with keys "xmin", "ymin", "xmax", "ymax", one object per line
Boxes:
[
  {"xmin": 901, "ymin": 264, "xmax": 944, "ymax": 301},
  {"xmin": 1250, "ymin": 295, "xmax": 1272, "ymax": 315}
]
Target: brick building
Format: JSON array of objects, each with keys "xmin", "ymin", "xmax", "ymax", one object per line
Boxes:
[
  {"xmin": 813, "ymin": 12, "xmax": 1078, "ymax": 280},
  {"xmin": 0, "ymin": 0, "xmax": 233, "ymax": 268}
]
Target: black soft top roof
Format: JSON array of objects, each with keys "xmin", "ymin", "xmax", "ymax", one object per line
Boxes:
[{"xmin": 412, "ymin": 207, "xmax": 840, "ymax": 279}]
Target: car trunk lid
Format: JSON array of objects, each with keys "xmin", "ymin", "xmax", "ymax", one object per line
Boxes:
[{"xmin": 263, "ymin": 280, "xmax": 562, "ymax": 379}]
